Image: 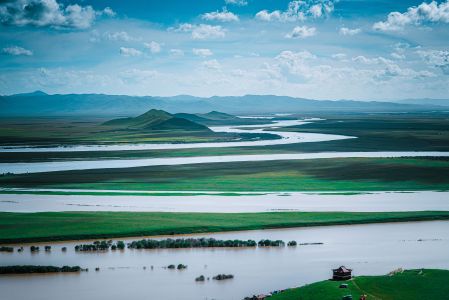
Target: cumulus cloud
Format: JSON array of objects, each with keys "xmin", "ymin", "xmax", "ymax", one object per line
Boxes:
[
  {"xmin": 417, "ymin": 49, "xmax": 449, "ymax": 74},
  {"xmin": 255, "ymin": 0, "xmax": 335, "ymax": 22},
  {"xmin": 339, "ymin": 27, "xmax": 361, "ymax": 36},
  {"xmin": 193, "ymin": 48, "xmax": 213, "ymax": 57},
  {"xmin": 0, "ymin": 0, "xmax": 113, "ymax": 29},
  {"xmin": 119, "ymin": 47, "xmax": 142, "ymax": 57},
  {"xmin": 225, "ymin": 0, "xmax": 248, "ymax": 6},
  {"xmin": 275, "ymin": 50, "xmax": 316, "ymax": 74},
  {"xmin": 202, "ymin": 8, "xmax": 239, "ymax": 22},
  {"xmin": 2, "ymin": 46, "xmax": 33, "ymax": 56},
  {"xmin": 170, "ymin": 23, "xmax": 226, "ymax": 40},
  {"xmin": 102, "ymin": 7, "xmax": 116, "ymax": 17},
  {"xmin": 144, "ymin": 41, "xmax": 162, "ymax": 54},
  {"xmin": 285, "ymin": 26, "xmax": 316, "ymax": 38},
  {"xmin": 373, "ymin": 0, "xmax": 449, "ymax": 31}
]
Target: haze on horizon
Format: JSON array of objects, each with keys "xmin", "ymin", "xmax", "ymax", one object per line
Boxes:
[{"xmin": 1, "ymin": 0, "xmax": 449, "ymax": 100}]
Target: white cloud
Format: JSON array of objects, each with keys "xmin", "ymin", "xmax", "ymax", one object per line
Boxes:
[
  {"xmin": 285, "ymin": 26, "xmax": 316, "ymax": 39},
  {"xmin": 255, "ymin": 10, "xmax": 283, "ymax": 22},
  {"xmin": 339, "ymin": 27, "xmax": 361, "ymax": 36},
  {"xmin": 225, "ymin": 0, "xmax": 248, "ymax": 6},
  {"xmin": 119, "ymin": 47, "xmax": 142, "ymax": 57},
  {"xmin": 170, "ymin": 23, "xmax": 226, "ymax": 40},
  {"xmin": 193, "ymin": 48, "xmax": 213, "ymax": 57},
  {"xmin": 373, "ymin": 0, "xmax": 449, "ymax": 31},
  {"xmin": 417, "ymin": 49, "xmax": 449, "ymax": 74},
  {"xmin": 275, "ymin": 50, "xmax": 317, "ymax": 75},
  {"xmin": 332, "ymin": 53, "xmax": 347, "ymax": 60},
  {"xmin": 202, "ymin": 59, "xmax": 221, "ymax": 70},
  {"xmin": 2, "ymin": 46, "xmax": 33, "ymax": 56},
  {"xmin": 255, "ymin": 0, "xmax": 335, "ymax": 22},
  {"xmin": 309, "ymin": 4, "xmax": 323, "ymax": 18},
  {"xmin": 0, "ymin": 0, "xmax": 112, "ymax": 29},
  {"xmin": 352, "ymin": 56, "xmax": 393, "ymax": 65},
  {"xmin": 144, "ymin": 41, "xmax": 162, "ymax": 54},
  {"xmin": 102, "ymin": 7, "xmax": 116, "ymax": 17},
  {"xmin": 104, "ymin": 31, "xmax": 139, "ymax": 42},
  {"xmin": 120, "ymin": 68, "xmax": 158, "ymax": 84},
  {"xmin": 202, "ymin": 8, "xmax": 239, "ymax": 22},
  {"xmin": 391, "ymin": 52, "xmax": 406, "ymax": 60},
  {"xmin": 170, "ymin": 49, "xmax": 185, "ymax": 57}
]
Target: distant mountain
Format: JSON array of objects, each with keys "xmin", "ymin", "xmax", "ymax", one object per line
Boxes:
[
  {"xmin": 393, "ymin": 99, "xmax": 449, "ymax": 107},
  {"xmin": 1, "ymin": 92, "xmax": 447, "ymax": 117},
  {"xmin": 103, "ymin": 109, "xmax": 210, "ymax": 131}
]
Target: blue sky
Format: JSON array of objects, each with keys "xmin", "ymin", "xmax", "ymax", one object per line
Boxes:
[{"xmin": 0, "ymin": 0, "xmax": 448, "ymax": 100}]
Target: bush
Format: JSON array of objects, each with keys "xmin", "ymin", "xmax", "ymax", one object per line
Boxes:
[
  {"xmin": 0, "ymin": 246, "xmax": 13, "ymax": 253},
  {"xmin": 213, "ymin": 274, "xmax": 234, "ymax": 280}
]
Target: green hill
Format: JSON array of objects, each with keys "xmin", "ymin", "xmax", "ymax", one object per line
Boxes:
[
  {"xmin": 269, "ymin": 269, "xmax": 449, "ymax": 300},
  {"xmin": 103, "ymin": 109, "xmax": 210, "ymax": 131},
  {"xmin": 201, "ymin": 111, "xmax": 238, "ymax": 120}
]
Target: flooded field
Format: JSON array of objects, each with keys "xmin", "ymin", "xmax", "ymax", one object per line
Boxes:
[{"xmin": 1, "ymin": 221, "xmax": 449, "ymax": 300}]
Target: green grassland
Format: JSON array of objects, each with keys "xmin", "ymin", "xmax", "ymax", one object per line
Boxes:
[
  {"xmin": 270, "ymin": 113, "xmax": 449, "ymax": 153},
  {"xmin": 270, "ymin": 269, "xmax": 449, "ymax": 300},
  {"xmin": 1, "ymin": 211, "xmax": 449, "ymax": 243},
  {"xmin": 2, "ymin": 157, "xmax": 448, "ymax": 192},
  {"xmin": 0, "ymin": 117, "xmax": 276, "ymax": 148},
  {"xmin": 1, "ymin": 113, "xmax": 448, "ymax": 163}
]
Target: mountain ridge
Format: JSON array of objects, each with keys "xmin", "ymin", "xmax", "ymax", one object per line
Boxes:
[{"xmin": 1, "ymin": 92, "xmax": 448, "ymax": 116}]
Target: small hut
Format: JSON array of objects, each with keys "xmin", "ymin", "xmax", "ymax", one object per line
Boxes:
[{"xmin": 332, "ymin": 266, "xmax": 352, "ymax": 280}]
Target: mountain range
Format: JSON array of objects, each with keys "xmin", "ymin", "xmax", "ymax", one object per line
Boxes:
[{"xmin": 1, "ymin": 91, "xmax": 448, "ymax": 117}]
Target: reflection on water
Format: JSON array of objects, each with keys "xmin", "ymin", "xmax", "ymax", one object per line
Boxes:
[{"xmin": 1, "ymin": 221, "xmax": 449, "ymax": 300}]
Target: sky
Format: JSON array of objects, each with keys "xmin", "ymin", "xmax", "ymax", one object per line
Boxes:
[{"xmin": 0, "ymin": 0, "xmax": 448, "ymax": 100}]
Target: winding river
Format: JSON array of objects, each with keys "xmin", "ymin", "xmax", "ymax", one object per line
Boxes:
[
  {"xmin": 2, "ymin": 151, "xmax": 449, "ymax": 174},
  {"xmin": 0, "ymin": 119, "xmax": 353, "ymax": 153}
]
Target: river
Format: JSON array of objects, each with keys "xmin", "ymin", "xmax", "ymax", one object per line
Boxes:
[
  {"xmin": 1, "ymin": 221, "xmax": 448, "ymax": 300},
  {"xmin": 2, "ymin": 151, "xmax": 449, "ymax": 174},
  {"xmin": 0, "ymin": 119, "xmax": 353, "ymax": 153},
  {"xmin": 1, "ymin": 191, "xmax": 448, "ymax": 213}
]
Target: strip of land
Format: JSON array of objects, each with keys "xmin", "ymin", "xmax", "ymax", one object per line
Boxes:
[
  {"xmin": 1, "ymin": 211, "xmax": 449, "ymax": 244},
  {"xmin": 2, "ymin": 157, "xmax": 448, "ymax": 192},
  {"xmin": 268, "ymin": 269, "xmax": 449, "ymax": 300}
]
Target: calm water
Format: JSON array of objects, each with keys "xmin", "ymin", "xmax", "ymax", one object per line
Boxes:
[
  {"xmin": 1, "ymin": 221, "xmax": 449, "ymax": 300},
  {"xmin": 2, "ymin": 151, "xmax": 449, "ymax": 174},
  {"xmin": 1, "ymin": 191, "xmax": 449, "ymax": 212}
]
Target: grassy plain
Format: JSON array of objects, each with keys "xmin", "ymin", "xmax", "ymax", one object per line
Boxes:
[
  {"xmin": 1, "ymin": 157, "xmax": 448, "ymax": 192},
  {"xmin": 270, "ymin": 269, "xmax": 449, "ymax": 300},
  {"xmin": 1, "ymin": 211, "xmax": 449, "ymax": 243},
  {"xmin": 1, "ymin": 113, "xmax": 448, "ymax": 163},
  {"xmin": 0, "ymin": 117, "xmax": 275, "ymax": 147}
]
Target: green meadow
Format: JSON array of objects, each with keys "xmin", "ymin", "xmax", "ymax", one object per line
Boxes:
[
  {"xmin": 270, "ymin": 269, "xmax": 449, "ymax": 300},
  {"xmin": 2, "ymin": 157, "xmax": 448, "ymax": 192},
  {"xmin": 1, "ymin": 211, "xmax": 449, "ymax": 243}
]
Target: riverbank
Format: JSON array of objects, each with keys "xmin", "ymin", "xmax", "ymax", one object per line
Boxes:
[
  {"xmin": 269, "ymin": 269, "xmax": 449, "ymax": 300},
  {"xmin": 1, "ymin": 211, "xmax": 449, "ymax": 244}
]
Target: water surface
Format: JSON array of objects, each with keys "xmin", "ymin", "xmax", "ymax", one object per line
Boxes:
[
  {"xmin": 1, "ymin": 191, "xmax": 448, "ymax": 213},
  {"xmin": 1, "ymin": 221, "xmax": 448, "ymax": 300}
]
